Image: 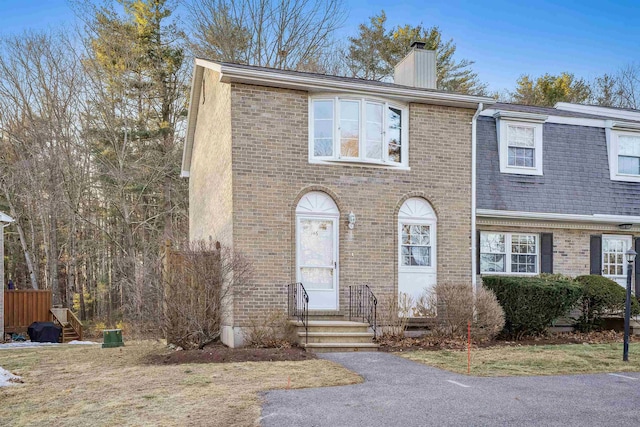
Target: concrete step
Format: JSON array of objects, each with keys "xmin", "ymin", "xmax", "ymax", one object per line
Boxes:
[
  {"xmin": 298, "ymin": 331, "xmax": 374, "ymax": 344},
  {"xmin": 291, "ymin": 320, "xmax": 371, "ymax": 333},
  {"xmin": 302, "ymin": 342, "xmax": 380, "ymax": 353}
]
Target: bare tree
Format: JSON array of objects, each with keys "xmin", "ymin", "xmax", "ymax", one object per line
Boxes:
[{"xmin": 186, "ymin": 0, "xmax": 346, "ymax": 71}]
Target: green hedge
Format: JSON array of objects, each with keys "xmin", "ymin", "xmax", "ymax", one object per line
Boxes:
[
  {"xmin": 482, "ymin": 275, "xmax": 582, "ymax": 339},
  {"xmin": 573, "ymin": 275, "xmax": 640, "ymax": 332}
]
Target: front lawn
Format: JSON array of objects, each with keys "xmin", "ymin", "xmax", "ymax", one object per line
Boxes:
[
  {"xmin": 0, "ymin": 341, "xmax": 362, "ymax": 426},
  {"xmin": 402, "ymin": 342, "xmax": 640, "ymax": 377}
]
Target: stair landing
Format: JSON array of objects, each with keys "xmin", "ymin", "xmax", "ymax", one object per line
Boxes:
[{"xmin": 291, "ymin": 319, "xmax": 379, "ymax": 353}]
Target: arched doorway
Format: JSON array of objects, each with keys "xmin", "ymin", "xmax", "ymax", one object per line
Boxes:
[
  {"xmin": 398, "ymin": 197, "xmax": 437, "ymax": 316},
  {"xmin": 296, "ymin": 192, "xmax": 339, "ymax": 310}
]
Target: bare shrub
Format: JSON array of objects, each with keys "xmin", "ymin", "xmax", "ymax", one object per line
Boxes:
[
  {"xmin": 163, "ymin": 239, "xmax": 252, "ymax": 349},
  {"xmin": 426, "ymin": 283, "xmax": 504, "ymax": 342},
  {"xmin": 380, "ymin": 292, "xmax": 413, "ymax": 338},
  {"xmin": 243, "ymin": 310, "xmax": 297, "ymax": 348}
]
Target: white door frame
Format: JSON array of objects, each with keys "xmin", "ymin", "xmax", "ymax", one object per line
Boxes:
[
  {"xmin": 397, "ymin": 198, "xmax": 437, "ymax": 317},
  {"xmin": 295, "ymin": 192, "xmax": 340, "ymax": 310},
  {"xmin": 602, "ymin": 234, "xmax": 633, "ymax": 287}
]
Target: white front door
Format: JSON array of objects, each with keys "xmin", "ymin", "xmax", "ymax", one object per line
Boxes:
[
  {"xmin": 602, "ymin": 234, "xmax": 633, "ymax": 287},
  {"xmin": 397, "ymin": 198, "xmax": 437, "ymax": 317},
  {"xmin": 296, "ymin": 216, "xmax": 338, "ymax": 310}
]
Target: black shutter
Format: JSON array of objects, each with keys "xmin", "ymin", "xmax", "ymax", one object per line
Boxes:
[
  {"xmin": 635, "ymin": 238, "xmax": 640, "ymax": 297},
  {"xmin": 590, "ymin": 235, "xmax": 602, "ymax": 275},
  {"xmin": 540, "ymin": 233, "xmax": 553, "ymax": 274},
  {"xmin": 476, "ymin": 231, "xmax": 481, "ymax": 275}
]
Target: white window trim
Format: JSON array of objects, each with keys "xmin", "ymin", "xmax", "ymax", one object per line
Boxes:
[
  {"xmin": 308, "ymin": 95, "xmax": 409, "ymax": 168},
  {"xmin": 398, "ymin": 220, "xmax": 437, "ymax": 273},
  {"xmin": 495, "ymin": 116, "xmax": 544, "ymax": 176},
  {"xmin": 601, "ymin": 234, "xmax": 633, "ymax": 280},
  {"xmin": 479, "ymin": 232, "xmax": 540, "ymax": 275},
  {"xmin": 609, "ymin": 129, "xmax": 640, "ymax": 183}
]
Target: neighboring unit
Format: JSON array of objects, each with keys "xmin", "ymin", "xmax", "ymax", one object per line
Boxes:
[
  {"xmin": 182, "ymin": 44, "xmax": 494, "ymax": 348},
  {"xmin": 477, "ymin": 103, "xmax": 640, "ymax": 292}
]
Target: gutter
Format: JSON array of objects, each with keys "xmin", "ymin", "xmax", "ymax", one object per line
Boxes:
[{"xmin": 471, "ymin": 102, "xmax": 483, "ymax": 291}]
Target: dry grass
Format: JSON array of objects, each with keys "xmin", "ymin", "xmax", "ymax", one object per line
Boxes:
[
  {"xmin": 0, "ymin": 341, "xmax": 362, "ymax": 426},
  {"xmin": 402, "ymin": 342, "xmax": 640, "ymax": 377}
]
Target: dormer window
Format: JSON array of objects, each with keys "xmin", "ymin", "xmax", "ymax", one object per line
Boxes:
[
  {"xmin": 610, "ymin": 128, "xmax": 640, "ymax": 182},
  {"xmin": 309, "ymin": 96, "xmax": 408, "ymax": 168},
  {"xmin": 494, "ymin": 111, "xmax": 546, "ymax": 176}
]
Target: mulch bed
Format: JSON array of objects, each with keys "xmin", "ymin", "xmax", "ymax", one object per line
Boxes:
[
  {"xmin": 378, "ymin": 330, "xmax": 640, "ymax": 352},
  {"xmin": 145, "ymin": 342, "xmax": 316, "ymax": 365}
]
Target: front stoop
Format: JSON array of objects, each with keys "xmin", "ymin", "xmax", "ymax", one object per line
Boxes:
[{"xmin": 290, "ymin": 320, "xmax": 379, "ymax": 353}]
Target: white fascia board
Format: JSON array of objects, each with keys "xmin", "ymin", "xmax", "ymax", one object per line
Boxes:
[
  {"xmin": 481, "ymin": 109, "xmax": 608, "ymax": 128},
  {"xmin": 0, "ymin": 212, "xmax": 14, "ymax": 223},
  {"xmin": 611, "ymin": 120, "xmax": 640, "ymax": 131},
  {"xmin": 197, "ymin": 59, "xmax": 494, "ymax": 109},
  {"xmin": 492, "ymin": 110, "xmax": 548, "ymax": 123},
  {"xmin": 477, "ymin": 209, "xmax": 640, "ymax": 224},
  {"xmin": 555, "ymin": 102, "xmax": 640, "ymax": 122},
  {"xmin": 181, "ymin": 63, "xmax": 206, "ymax": 177}
]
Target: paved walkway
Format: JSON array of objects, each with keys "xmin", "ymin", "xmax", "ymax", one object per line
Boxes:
[{"xmin": 261, "ymin": 352, "xmax": 640, "ymax": 427}]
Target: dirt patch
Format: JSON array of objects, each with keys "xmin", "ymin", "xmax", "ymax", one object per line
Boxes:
[
  {"xmin": 379, "ymin": 330, "xmax": 639, "ymax": 352},
  {"xmin": 146, "ymin": 342, "xmax": 316, "ymax": 364}
]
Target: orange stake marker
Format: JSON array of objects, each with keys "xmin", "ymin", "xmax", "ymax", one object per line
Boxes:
[{"xmin": 467, "ymin": 321, "xmax": 471, "ymax": 375}]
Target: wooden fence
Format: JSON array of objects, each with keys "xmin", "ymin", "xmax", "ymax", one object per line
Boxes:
[{"xmin": 4, "ymin": 290, "xmax": 52, "ymax": 333}]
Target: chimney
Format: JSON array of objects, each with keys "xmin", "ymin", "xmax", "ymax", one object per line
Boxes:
[{"xmin": 394, "ymin": 41, "xmax": 437, "ymax": 89}]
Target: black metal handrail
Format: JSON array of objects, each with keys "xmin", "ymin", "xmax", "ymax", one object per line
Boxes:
[
  {"xmin": 349, "ymin": 284, "xmax": 378, "ymax": 339},
  {"xmin": 287, "ymin": 282, "xmax": 309, "ymax": 344}
]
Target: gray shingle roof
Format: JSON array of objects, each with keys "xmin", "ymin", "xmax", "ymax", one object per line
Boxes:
[
  {"xmin": 476, "ymin": 116, "xmax": 640, "ymax": 216},
  {"xmin": 489, "ymin": 102, "xmax": 640, "ymax": 122}
]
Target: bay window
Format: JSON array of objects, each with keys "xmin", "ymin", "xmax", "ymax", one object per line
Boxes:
[{"xmin": 310, "ymin": 96, "xmax": 408, "ymax": 167}]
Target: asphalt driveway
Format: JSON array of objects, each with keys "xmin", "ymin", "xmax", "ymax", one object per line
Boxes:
[{"xmin": 261, "ymin": 352, "xmax": 640, "ymax": 427}]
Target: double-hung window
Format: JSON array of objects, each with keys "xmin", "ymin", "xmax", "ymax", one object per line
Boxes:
[
  {"xmin": 480, "ymin": 232, "xmax": 539, "ymax": 274},
  {"xmin": 495, "ymin": 112, "xmax": 545, "ymax": 175},
  {"xmin": 310, "ymin": 96, "xmax": 408, "ymax": 167},
  {"xmin": 618, "ymin": 135, "xmax": 640, "ymax": 175}
]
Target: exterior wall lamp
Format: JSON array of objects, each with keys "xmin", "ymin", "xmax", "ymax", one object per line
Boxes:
[
  {"xmin": 623, "ymin": 248, "xmax": 637, "ymax": 362},
  {"xmin": 347, "ymin": 212, "xmax": 356, "ymax": 230}
]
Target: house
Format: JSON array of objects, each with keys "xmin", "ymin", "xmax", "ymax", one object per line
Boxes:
[
  {"xmin": 181, "ymin": 44, "xmax": 494, "ymax": 348},
  {"xmin": 1, "ymin": 211, "xmax": 14, "ymax": 340},
  {"xmin": 182, "ymin": 45, "xmax": 640, "ymax": 349},
  {"xmin": 476, "ymin": 103, "xmax": 640, "ymax": 293}
]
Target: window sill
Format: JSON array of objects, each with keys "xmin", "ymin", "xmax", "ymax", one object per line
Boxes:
[
  {"xmin": 479, "ymin": 272, "xmax": 539, "ymax": 276},
  {"xmin": 611, "ymin": 173, "xmax": 640, "ymax": 183},
  {"xmin": 310, "ymin": 158, "xmax": 410, "ymax": 170},
  {"xmin": 499, "ymin": 166, "xmax": 543, "ymax": 176}
]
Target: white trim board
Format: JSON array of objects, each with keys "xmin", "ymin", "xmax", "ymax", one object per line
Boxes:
[
  {"xmin": 0, "ymin": 212, "xmax": 14, "ymax": 223},
  {"xmin": 476, "ymin": 209, "xmax": 640, "ymax": 225}
]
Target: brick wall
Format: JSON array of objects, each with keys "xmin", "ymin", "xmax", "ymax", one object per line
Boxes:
[
  {"xmin": 227, "ymin": 83, "xmax": 475, "ymax": 338},
  {"xmin": 478, "ymin": 223, "xmax": 640, "ymax": 278}
]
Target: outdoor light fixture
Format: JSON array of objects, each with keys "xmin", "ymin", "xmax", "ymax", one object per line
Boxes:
[
  {"xmin": 618, "ymin": 223, "xmax": 633, "ymax": 230},
  {"xmin": 623, "ymin": 248, "xmax": 637, "ymax": 362},
  {"xmin": 347, "ymin": 212, "xmax": 356, "ymax": 230}
]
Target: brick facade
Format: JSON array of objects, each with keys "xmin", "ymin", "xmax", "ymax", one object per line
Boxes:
[
  {"xmin": 478, "ymin": 222, "xmax": 640, "ymax": 278},
  {"xmin": 189, "ymin": 74, "xmax": 476, "ymax": 346}
]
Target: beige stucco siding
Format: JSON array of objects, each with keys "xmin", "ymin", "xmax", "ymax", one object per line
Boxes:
[{"xmin": 189, "ymin": 68, "xmax": 233, "ymax": 246}]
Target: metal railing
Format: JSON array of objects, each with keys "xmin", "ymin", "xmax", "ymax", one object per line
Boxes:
[
  {"xmin": 349, "ymin": 284, "xmax": 378, "ymax": 339},
  {"xmin": 287, "ymin": 282, "xmax": 309, "ymax": 344}
]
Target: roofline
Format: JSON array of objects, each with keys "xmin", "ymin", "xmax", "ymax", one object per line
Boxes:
[
  {"xmin": 0, "ymin": 212, "xmax": 14, "ymax": 223},
  {"xmin": 477, "ymin": 209, "xmax": 640, "ymax": 225},
  {"xmin": 555, "ymin": 102, "xmax": 640, "ymax": 122},
  {"xmin": 181, "ymin": 59, "xmax": 494, "ymax": 175}
]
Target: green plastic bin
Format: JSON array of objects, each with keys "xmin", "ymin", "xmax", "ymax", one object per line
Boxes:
[{"xmin": 102, "ymin": 329, "xmax": 124, "ymax": 348}]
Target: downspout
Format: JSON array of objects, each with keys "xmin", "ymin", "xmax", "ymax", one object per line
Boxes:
[{"xmin": 471, "ymin": 102, "xmax": 483, "ymax": 291}]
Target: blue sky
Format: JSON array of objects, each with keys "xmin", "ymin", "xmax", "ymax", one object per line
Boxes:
[{"xmin": 1, "ymin": 0, "xmax": 638, "ymax": 92}]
